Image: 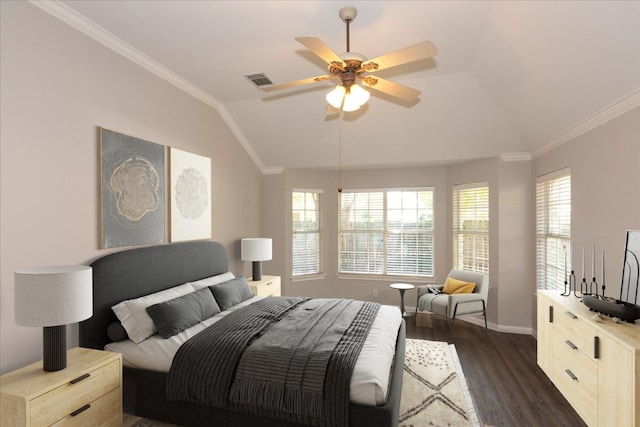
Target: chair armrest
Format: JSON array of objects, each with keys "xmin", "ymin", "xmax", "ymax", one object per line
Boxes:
[{"xmin": 417, "ymin": 284, "xmax": 442, "ymax": 297}]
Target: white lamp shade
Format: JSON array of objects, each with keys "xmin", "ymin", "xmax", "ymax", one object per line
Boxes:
[
  {"xmin": 15, "ymin": 265, "xmax": 93, "ymax": 327},
  {"xmin": 241, "ymin": 238, "xmax": 272, "ymax": 262}
]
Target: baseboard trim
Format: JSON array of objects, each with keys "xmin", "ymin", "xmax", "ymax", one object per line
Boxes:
[{"xmin": 411, "ymin": 308, "xmax": 533, "ymax": 336}]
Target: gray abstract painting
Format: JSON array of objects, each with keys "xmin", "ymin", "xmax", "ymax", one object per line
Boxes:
[{"xmin": 100, "ymin": 128, "xmax": 165, "ymax": 248}]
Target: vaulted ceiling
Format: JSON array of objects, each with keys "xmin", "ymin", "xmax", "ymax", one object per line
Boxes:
[{"xmin": 44, "ymin": 1, "xmax": 639, "ymax": 172}]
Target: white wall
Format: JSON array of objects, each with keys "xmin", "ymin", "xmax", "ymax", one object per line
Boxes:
[
  {"xmin": 0, "ymin": 2, "xmax": 262, "ymax": 373},
  {"xmin": 533, "ymin": 107, "xmax": 640, "ymax": 303}
]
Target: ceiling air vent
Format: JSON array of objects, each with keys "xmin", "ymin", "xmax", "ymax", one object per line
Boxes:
[{"xmin": 245, "ymin": 73, "xmax": 273, "ymax": 87}]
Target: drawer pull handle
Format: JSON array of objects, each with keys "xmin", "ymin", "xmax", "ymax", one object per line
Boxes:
[
  {"xmin": 70, "ymin": 373, "xmax": 91, "ymax": 384},
  {"xmin": 565, "ymin": 369, "xmax": 578, "ymax": 381},
  {"xmin": 565, "ymin": 340, "xmax": 578, "ymax": 350},
  {"xmin": 549, "ymin": 306, "xmax": 553, "ymax": 323},
  {"xmin": 70, "ymin": 404, "xmax": 91, "ymax": 417},
  {"xmin": 594, "ymin": 336, "xmax": 600, "ymax": 359},
  {"xmin": 565, "ymin": 311, "xmax": 577, "ymax": 319}
]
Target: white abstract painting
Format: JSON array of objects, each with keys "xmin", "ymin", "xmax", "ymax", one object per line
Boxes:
[{"xmin": 170, "ymin": 148, "xmax": 211, "ymax": 242}]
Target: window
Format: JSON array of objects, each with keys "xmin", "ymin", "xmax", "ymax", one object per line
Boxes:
[
  {"xmin": 292, "ymin": 190, "xmax": 322, "ymax": 277},
  {"xmin": 453, "ymin": 183, "xmax": 489, "ymax": 273},
  {"xmin": 339, "ymin": 188, "xmax": 434, "ymax": 277},
  {"xmin": 536, "ymin": 170, "xmax": 571, "ymax": 291}
]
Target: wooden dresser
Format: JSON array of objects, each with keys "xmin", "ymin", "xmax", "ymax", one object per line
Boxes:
[
  {"xmin": 249, "ymin": 275, "xmax": 281, "ymax": 297},
  {"xmin": 0, "ymin": 347, "xmax": 121, "ymax": 427},
  {"xmin": 537, "ymin": 290, "xmax": 640, "ymax": 427}
]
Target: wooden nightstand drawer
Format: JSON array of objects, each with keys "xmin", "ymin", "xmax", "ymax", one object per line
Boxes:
[
  {"xmin": 49, "ymin": 388, "xmax": 120, "ymax": 427},
  {"xmin": 250, "ymin": 276, "xmax": 281, "ymax": 297},
  {"xmin": 1, "ymin": 348, "xmax": 122, "ymax": 427},
  {"xmin": 30, "ymin": 359, "xmax": 120, "ymax": 426}
]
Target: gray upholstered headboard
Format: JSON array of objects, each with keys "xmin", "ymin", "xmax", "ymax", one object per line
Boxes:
[{"xmin": 80, "ymin": 240, "xmax": 229, "ymax": 350}]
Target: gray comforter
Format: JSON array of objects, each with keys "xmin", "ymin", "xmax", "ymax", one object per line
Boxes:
[{"xmin": 166, "ymin": 296, "xmax": 380, "ymax": 427}]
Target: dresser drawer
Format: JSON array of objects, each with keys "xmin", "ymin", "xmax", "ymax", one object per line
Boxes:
[
  {"xmin": 551, "ymin": 331, "xmax": 597, "ymax": 426},
  {"xmin": 251, "ymin": 276, "xmax": 281, "ymax": 297},
  {"xmin": 30, "ymin": 359, "xmax": 120, "ymax": 426},
  {"xmin": 49, "ymin": 388, "xmax": 121, "ymax": 427},
  {"xmin": 553, "ymin": 304, "xmax": 597, "ymax": 356}
]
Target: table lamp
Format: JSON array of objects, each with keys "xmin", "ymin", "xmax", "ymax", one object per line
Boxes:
[
  {"xmin": 241, "ymin": 238, "xmax": 272, "ymax": 281},
  {"xmin": 14, "ymin": 265, "xmax": 93, "ymax": 372}
]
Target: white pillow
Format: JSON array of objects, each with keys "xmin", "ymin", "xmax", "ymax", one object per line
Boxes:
[
  {"xmin": 189, "ymin": 272, "xmax": 235, "ymax": 290},
  {"xmin": 111, "ymin": 283, "xmax": 195, "ymax": 343}
]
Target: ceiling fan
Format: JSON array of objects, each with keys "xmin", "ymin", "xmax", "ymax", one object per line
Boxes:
[{"xmin": 260, "ymin": 6, "xmax": 438, "ymax": 112}]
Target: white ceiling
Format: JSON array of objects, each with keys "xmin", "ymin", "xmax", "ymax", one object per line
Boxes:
[{"xmin": 45, "ymin": 1, "xmax": 640, "ymax": 172}]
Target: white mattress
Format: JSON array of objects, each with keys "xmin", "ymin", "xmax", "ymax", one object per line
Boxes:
[{"xmin": 106, "ymin": 296, "xmax": 401, "ymax": 406}]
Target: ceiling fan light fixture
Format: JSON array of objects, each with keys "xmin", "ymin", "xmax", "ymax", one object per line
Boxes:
[
  {"xmin": 326, "ymin": 83, "xmax": 370, "ymax": 111},
  {"xmin": 349, "ymin": 83, "xmax": 370, "ymax": 105},
  {"xmin": 326, "ymin": 85, "xmax": 346, "ymax": 108}
]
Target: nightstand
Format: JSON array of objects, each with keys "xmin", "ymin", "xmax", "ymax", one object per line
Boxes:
[
  {"xmin": 0, "ymin": 347, "xmax": 122, "ymax": 427},
  {"xmin": 249, "ymin": 275, "xmax": 281, "ymax": 297}
]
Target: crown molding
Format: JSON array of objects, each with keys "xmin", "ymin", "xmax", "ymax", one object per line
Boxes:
[
  {"xmin": 30, "ymin": 0, "xmax": 271, "ymax": 174},
  {"xmin": 499, "ymin": 152, "xmax": 532, "ymax": 162},
  {"xmin": 533, "ymin": 89, "xmax": 640, "ymax": 158}
]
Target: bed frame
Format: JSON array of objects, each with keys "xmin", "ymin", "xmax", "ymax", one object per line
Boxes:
[{"xmin": 79, "ymin": 240, "xmax": 405, "ymax": 427}]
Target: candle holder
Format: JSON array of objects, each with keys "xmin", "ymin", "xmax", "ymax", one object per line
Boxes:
[
  {"xmin": 589, "ymin": 277, "xmax": 599, "ymax": 296},
  {"xmin": 580, "ymin": 276, "xmax": 589, "ymax": 296},
  {"xmin": 561, "ymin": 271, "xmax": 578, "ymax": 297}
]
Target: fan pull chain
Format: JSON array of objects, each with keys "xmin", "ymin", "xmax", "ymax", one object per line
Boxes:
[{"xmin": 338, "ymin": 96, "xmax": 344, "ymax": 193}]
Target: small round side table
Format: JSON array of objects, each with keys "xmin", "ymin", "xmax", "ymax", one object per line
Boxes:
[{"xmin": 390, "ymin": 283, "xmax": 415, "ymax": 318}]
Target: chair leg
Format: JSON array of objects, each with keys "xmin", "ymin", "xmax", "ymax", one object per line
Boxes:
[
  {"xmin": 449, "ymin": 303, "xmax": 459, "ymax": 341},
  {"xmin": 482, "ymin": 300, "xmax": 488, "ymax": 332}
]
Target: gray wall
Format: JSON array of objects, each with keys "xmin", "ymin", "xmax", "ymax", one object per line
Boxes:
[{"xmin": 1, "ymin": 2, "xmax": 262, "ymax": 373}]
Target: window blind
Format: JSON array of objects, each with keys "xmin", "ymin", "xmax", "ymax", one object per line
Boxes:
[
  {"xmin": 536, "ymin": 171, "xmax": 571, "ymax": 291},
  {"xmin": 339, "ymin": 189, "xmax": 434, "ymax": 277},
  {"xmin": 453, "ymin": 183, "xmax": 489, "ymax": 273},
  {"xmin": 292, "ymin": 190, "xmax": 322, "ymax": 276}
]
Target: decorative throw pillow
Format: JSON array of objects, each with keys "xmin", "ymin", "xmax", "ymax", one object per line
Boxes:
[
  {"xmin": 209, "ymin": 277, "xmax": 254, "ymax": 311},
  {"xmin": 107, "ymin": 322, "xmax": 128, "ymax": 342},
  {"xmin": 442, "ymin": 277, "xmax": 476, "ymax": 294},
  {"xmin": 111, "ymin": 283, "xmax": 195, "ymax": 343},
  {"xmin": 146, "ymin": 288, "xmax": 221, "ymax": 339}
]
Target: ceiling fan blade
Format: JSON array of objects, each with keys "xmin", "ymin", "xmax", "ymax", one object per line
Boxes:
[
  {"xmin": 295, "ymin": 36, "xmax": 345, "ymax": 67},
  {"xmin": 360, "ymin": 76, "xmax": 421, "ymax": 101},
  {"xmin": 359, "ymin": 41, "xmax": 437, "ymax": 73},
  {"xmin": 260, "ymin": 74, "xmax": 337, "ymax": 92}
]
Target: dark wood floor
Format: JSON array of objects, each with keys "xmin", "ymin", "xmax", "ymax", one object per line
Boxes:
[{"xmin": 406, "ymin": 313, "xmax": 587, "ymax": 427}]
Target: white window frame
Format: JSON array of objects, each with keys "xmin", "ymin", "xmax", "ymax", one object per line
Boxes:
[
  {"xmin": 452, "ymin": 182, "xmax": 489, "ymax": 274},
  {"xmin": 338, "ymin": 187, "xmax": 434, "ymax": 279},
  {"xmin": 536, "ymin": 169, "xmax": 571, "ymax": 291},
  {"xmin": 291, "ymin": 189, "xmax": 323, "ymax": 280}
]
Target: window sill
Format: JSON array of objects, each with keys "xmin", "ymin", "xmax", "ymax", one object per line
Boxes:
[
  {"xmin": 336, "ymin": 273, "xmax": 435, "ymax": 284},
  {"xmin": 291, "ymin": 273, "xmax": 325, "ymax": 283}
]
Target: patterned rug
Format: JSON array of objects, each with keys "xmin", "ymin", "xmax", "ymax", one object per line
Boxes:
[
  {"xmin": 128, "ymin": 339, "xmax": 480, "ymax": 427},
  {"xmin": 400, "ymin": 338, "xmax": 480, "ymax": 427}
]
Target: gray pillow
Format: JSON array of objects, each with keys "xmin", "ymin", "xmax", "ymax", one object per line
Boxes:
[
  {"xmin": 107, "ymin": 322, "xmax": 128, "ymax": 342},
  {"xmin": 146, "ymin": 288, "xmax": 221, "ymax": 338},
  {"xmin": 209, "ymin": 277, "xmax": 254, "ymax": 311}
]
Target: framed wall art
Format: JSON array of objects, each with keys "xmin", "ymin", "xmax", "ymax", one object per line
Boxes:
[
  {"xmin": 169, "ymin": 147, "xmax": 211, "ymax": 242},
  {"xmin": 100, "ymin": 128, "xmax": 165, "ymax": 249}
]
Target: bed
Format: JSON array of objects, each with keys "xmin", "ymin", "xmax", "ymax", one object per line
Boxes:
[{"xmin": 79, "ymin": 240, "xmax": 406, "ymax": 427}]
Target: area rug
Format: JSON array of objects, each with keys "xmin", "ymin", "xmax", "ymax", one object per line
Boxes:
[
  {"xmin": 400, "ymin": 338, "xmax": 480, "ymax": 427},
  {"xmin": 129, "ymin": 338, "xmax": 480, "ymax": 427}
]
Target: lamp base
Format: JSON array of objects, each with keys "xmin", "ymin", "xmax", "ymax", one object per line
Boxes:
[
  {"xmin": 43, "ymin": 325, "xmax": 66, "ymax": 372},
  {"xmin": 252, "ymin": 261, "xmax": 262, "ymax": 281}
]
